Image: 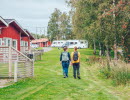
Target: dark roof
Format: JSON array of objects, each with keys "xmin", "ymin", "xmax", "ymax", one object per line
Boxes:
[
  {"xmin": 0, "ymin": 16, "xmax": 8, "ymax": 26},
  {"xmin": 4, "ymin": 19, "xmax": 14, "ymax": 24}
]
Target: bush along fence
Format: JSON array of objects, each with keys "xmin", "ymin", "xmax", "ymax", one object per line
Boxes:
[{"xmin": 0, "ymin": 46, "xmax": 34, "ymax": 82}]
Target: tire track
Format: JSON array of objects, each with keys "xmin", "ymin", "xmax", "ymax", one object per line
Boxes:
[{"xmin": 18, "ymin": 82, "xmax": 53, "ymax": 100}]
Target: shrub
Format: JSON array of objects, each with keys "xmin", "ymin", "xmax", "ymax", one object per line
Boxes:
[
  {"xmin": 99, "ymin": 60, "xmax": 130, "ymax": 85},
  {"xmin": 86, "ymin": 56, "xmax": 102, "ymax": 65}
]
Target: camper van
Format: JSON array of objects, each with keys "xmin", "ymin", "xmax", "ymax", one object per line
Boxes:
[
  {"xmin": 62, "ymin": 40, "xmax": 88, "ymax": 49},
  {"xmin": 51, "ymin": 40, "xmax": 66, "ymax": 47}
]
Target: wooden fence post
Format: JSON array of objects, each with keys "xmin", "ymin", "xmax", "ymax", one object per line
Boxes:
[
  {"xmin": 14, "ymin": 61, "xmax": 18, "ymax": 82},
  {"xmin": 33, "ymin": 52, "xmax": 35, "ymax": 61},
  {"xmin": 9, "ymin": 46, "xmax": 12, "ymax": 77}
]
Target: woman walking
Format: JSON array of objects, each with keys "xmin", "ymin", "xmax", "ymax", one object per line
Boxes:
[
  {"xmin": 60, "ymin": 46, "xmax": 71, "ymax": 78},
  {"xmin": 71, "ymin": 46, "xmax": 81, "ymax": 79}
]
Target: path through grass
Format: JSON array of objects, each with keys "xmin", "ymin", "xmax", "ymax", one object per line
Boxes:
[{"xmin": 0, "ymin": 48, "xmax": 129, "ymax": 100}]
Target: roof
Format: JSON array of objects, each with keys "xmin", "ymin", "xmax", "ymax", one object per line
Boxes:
[
  {"xmin": 4, "ymin": 19, "xmax": 29, "ymax": 37},
  {"xmin": 31, "ymin": 38, "xmax": 49, "ymax": 44},
  {"xmin": 4, "ymin": 19, "xmax": 14, "ymax": 24},
  {"xmin": 0, "ymin": 16, "xmax": 8, "ymax": 27},
  {"xmin": 0, "ymin": 16, "xmax": 34, "ymax": 39},
  {"xmin": 24, "ymin": 29, "xmax": 35, "ymax": 40}
]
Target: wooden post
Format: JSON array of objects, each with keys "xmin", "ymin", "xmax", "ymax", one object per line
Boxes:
[
  {"xmin": 9, "ymin": 46, "xmax": 12, "ymax": 77},
  {"xmin": 33, "ymin": 52, "xmax": 35, "ymax": 61},
  {"xmin": 32, "ymin": 60, "xmax": 34, "ymax": 77},
  {"xmin": 14, "ymin": 61, "xmax": 18, "ymax": 82}
]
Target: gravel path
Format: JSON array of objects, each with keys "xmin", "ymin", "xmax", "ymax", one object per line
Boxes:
[{"xmin": 43, "ymin": 47, "xmax": 52, "ymax": 52}]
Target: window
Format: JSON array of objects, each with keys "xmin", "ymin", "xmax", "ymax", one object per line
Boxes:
[
  {"xmin": 21, "ymin": 41, "xmax": 25, "ymax": 46},
  {"xmin": 25, "ymin": 42, "xmax": 28, "ymax": 47},
  {"xmin": 80, "ymin": 41, "xmax": 84, "ymax": 44},
  {"xmin": 12, "ymin": 40, "xmax": 17, "ymax": 49},
  {"xmin": 0, "ymin": 38, "xmax": 2, "ymax": 46},
  {"xmin": 21, "ymin": 41, "xmax": 28, "ymax": 47},
  {"xmin": 75, "ymin": 42, "xmax": 77, "ymax": 44},
  {"xmin": 65, "ymin": 42, "xmax": 69, "ymax": 46},
  {"xmin": 3, "ymin": 38, "xmax": 12, "ymax": 46},
  {"xmin": 53, "ymin": 42, "xmax": 57, "ymax": 44},
  {"xmin": 70, "ymin": 42, "xmax": 74, "ymax": 45}
]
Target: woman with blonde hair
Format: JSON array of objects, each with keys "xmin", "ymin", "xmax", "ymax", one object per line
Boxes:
[{"xmin": 71, "ymin": 46, "xmax": 81, "ymax": 79}]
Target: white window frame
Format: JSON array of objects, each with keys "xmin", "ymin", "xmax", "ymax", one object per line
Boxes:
[
  {"xmin": 3, "ymin": 38, "xmax": 12, "ymax": 47},
  {"xmin": 0, "ymin": 38, "xmax": 2, "ymax": 46},
  {"xmin": 21, "ymin": 41, "xmax": 25, "ymax": 46},
  {"xmin": 12, "ymin": 39, "xmax": 17, "ymax": 49}
]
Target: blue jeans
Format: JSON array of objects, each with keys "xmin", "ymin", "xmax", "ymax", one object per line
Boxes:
[{"xmin": 62, "ymin": 61, "xmax": 70, "ymax": 77}]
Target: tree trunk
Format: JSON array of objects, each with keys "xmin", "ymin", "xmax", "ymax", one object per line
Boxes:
[
  {"xmin": 114, "ymin": 43, "xmax": 118, "ymax": 60},
  {"xmin": 93, "ymin": 40, "xmax": 96, "ymax": 55},
  {"xmin": 113, "ymin": 0, "xmax": 118, "ymax": 60},
  {"xmin": 106, "ymin": 45, "xmax": 110, "ymax": 61},
  {"xmin": 99, "ymin": 42, "xmax": 102, "ymax": 56}
]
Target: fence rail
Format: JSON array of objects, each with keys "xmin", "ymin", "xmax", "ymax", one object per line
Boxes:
[
  {"xmin": 30, "ymin": 48, "xmax": 44, "ymax": 61},
  {"xmin": 0, "ymin": 46, "xmax": 34, "ymax": 82}
]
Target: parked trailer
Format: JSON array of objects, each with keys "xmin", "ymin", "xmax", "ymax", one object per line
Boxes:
[
  {"xmin": 62, "ymin": 40, "xmax": 88, "ymax": 49},
  {"xmin": 51, "ymin": 40, "xmax": 66, "ymax": 47}
]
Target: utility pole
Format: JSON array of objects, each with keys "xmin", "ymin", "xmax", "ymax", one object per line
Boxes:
[{"xmin": 36, "ymin": 27, "xmax": 38, "ymax": 39}]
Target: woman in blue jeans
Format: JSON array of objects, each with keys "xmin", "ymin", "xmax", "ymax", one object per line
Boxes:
[{"xmin": 60, "ymin": 46, "xmax": 71, "ymax": 78}]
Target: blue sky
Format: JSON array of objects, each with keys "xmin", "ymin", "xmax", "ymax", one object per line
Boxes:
[{"xmin": 0, "ymin": 0, "xmax": 70, "ymax": 35}]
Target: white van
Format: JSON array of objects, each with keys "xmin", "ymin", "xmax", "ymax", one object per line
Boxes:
[
  {"xmin": 51, "ymin": 40, "xmax": 66, "ymax": 47},
  {"xmin": 62, "ymin": 40, "xmax": 88, "ymax": 49}
]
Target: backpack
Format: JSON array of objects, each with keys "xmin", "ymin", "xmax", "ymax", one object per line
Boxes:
[
  {"xmin": 73, "ymin": 51, "xmax": 78, "ymax": 61},
  {"xmin": 62, "ymin": 52, "xmax": 69, "ymax": 61}
]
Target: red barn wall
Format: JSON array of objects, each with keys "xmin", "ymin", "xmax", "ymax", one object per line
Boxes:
[{"xmin": 0, "ymin": 24, "xmax": 20, "ymax": 51}]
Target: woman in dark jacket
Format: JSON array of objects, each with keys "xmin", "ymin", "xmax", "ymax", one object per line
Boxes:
[{"xmin": 60, "ymin": 46, "xmax": 71, "ymax": 78}]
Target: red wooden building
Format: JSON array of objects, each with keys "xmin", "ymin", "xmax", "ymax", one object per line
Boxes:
[
  {"xmin": 0, "ymin": 16, "xmax": 34, "ymax": 52},
  {"xmin": 31, "ymin": 38, "xmax": 51, "ymax": 47}
]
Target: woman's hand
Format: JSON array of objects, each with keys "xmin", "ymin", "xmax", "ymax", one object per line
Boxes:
[{"xmin": 70, "ymin": 62, "xmax": 73, "ymax": 66}]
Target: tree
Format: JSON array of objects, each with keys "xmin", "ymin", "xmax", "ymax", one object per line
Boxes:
[
  {"xmin": 47, "ymin": 8, "xmax": 61, "ymax": 41},
  {"xmin": 47, "ymin": 8, "xmax": 73, "ymax": 41},
  {"xmin": 67, "ymin": 0, "xmax": 129, "ymax": 61}
]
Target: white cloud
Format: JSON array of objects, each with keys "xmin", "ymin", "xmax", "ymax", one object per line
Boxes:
[{"xmin": 0, "ymin": 0, "xmax": 70, "ymax": 34}]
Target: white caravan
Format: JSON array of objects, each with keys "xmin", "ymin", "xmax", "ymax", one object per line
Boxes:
[
  {"xmin": 51, "ymin": 40, "xmax": 66, "ymax": 47},
  {"xmin": 62, "ymin": 40, "xmax": 88, "ymax": 49}
]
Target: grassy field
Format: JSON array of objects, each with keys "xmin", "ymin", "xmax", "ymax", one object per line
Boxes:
[{"xmin": 0, "ymin": 48, "xmax": 129, "ymax": 100}]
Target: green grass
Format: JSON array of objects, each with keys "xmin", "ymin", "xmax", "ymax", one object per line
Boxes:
[{"xmin": 0, "ymin": 48, "xmax": 129, "ymax": 100}]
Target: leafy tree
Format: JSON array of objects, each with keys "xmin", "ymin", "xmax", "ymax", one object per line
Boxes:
[
  {"xmin": 47, "ymin": 8, "xmax": 73, "ymax": 41},
  {"xmin": 47, "ymin": 8, "xmax": 61, "ymax": 41}
]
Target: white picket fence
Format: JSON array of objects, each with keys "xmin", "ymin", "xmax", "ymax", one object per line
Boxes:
[{"xmin": 0, "ymin": 46, "xmax": 34, "ymax": 82}]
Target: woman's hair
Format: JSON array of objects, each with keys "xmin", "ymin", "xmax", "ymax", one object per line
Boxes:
[
  {"xmin": 63, "ymin": 46, "xmax": 68, "ymax": 51},
  {"xmin": 74, "ymin": 46, "xmax": 78, "ymax": 51}
]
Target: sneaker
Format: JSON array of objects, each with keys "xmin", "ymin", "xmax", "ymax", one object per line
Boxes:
[{"xmin": 78, "ymin": 77, "xmax": 81, "ymax": 79}]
